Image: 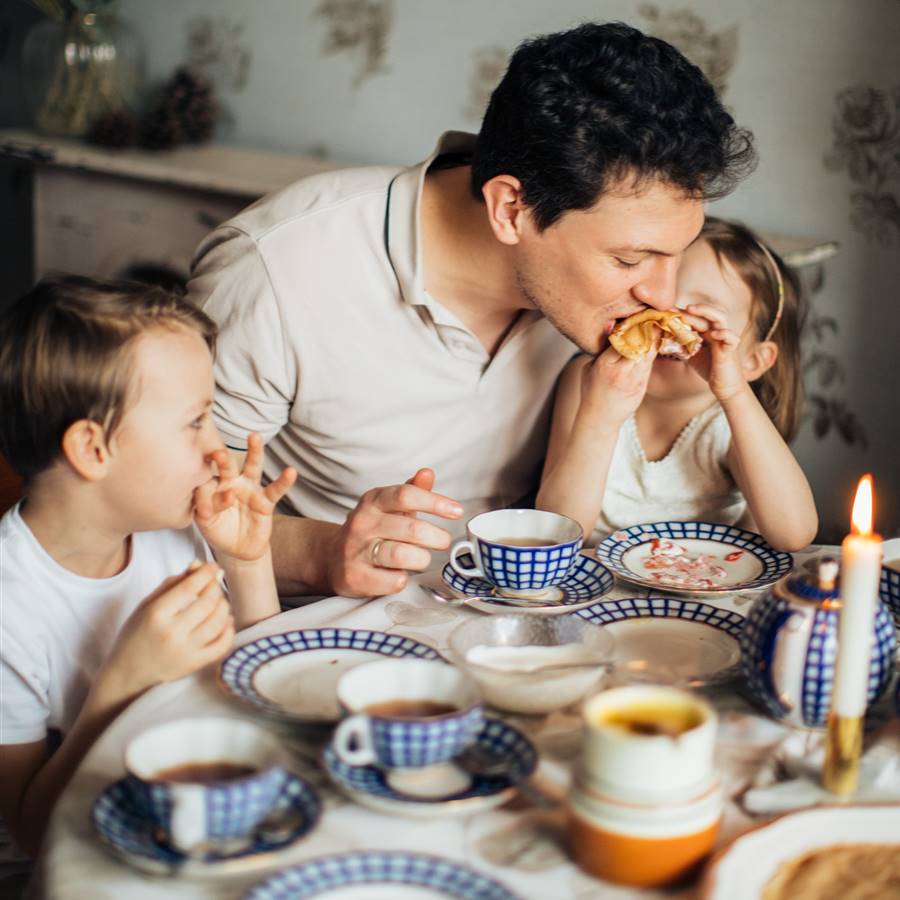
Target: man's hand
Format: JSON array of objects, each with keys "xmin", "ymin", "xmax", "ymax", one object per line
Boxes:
[
  {"xmin": 579, "ymin": 343, "xmax": 656, "ymax": 427},
  {"xmin": 194, "ymin": 432, "xmax": 297, "ymax": 562},
  {"xmin": 101, "ymin": 562, "xmax": 235, "ymax": 698},
  {"xmin": 324, "ymin": 468, "xmax": 463, "ymax": 598}
]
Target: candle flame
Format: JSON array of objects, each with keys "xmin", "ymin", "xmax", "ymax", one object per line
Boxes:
[{"xmin": 851, "ymin": 474, "xmax": 874, "ymax": 535}]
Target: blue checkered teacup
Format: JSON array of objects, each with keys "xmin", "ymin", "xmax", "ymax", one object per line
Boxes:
[
  {"xmin": 449, "ymin": 509, "xmax": 584, "ymax": 596},
  {"xmin": 333, "ymin": 659, "xmax": 483, "ymax": 769},
  {"xmin": 124, "ymin": 717, "xmax": 292, "ymax": 853}
]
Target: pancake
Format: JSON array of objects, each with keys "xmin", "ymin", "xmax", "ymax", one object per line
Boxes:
[{"xmin": 608, "ymin": 309, "xmax": 702, "ymax": 361}]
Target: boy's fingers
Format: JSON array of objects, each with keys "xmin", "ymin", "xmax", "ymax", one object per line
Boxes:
[
  {"xmin": 241, "ymin": 433, "xmax": 265, "ymax": 483},
  {"xmin": 263, "ymin": 468, "xmax": 297, "ymax": 505},
  {"xmin": 211, "ymin": 448, "xmax": 239, "ymax": 481}
]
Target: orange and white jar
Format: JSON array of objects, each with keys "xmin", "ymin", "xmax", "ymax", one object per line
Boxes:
[{"xmin": 567, "ymin": 685, "xmax": 723, "ymax": 887}]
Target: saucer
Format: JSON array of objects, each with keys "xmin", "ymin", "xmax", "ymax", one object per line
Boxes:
[
  {"xmin": 441, "ymin": 552, "xmax": 613, "ymax": 615},
  {"xmin": 577, "ymin": 597, "xmax": 745, "ymax": 686},
  {"xmin": 322, "ymin": 717, "xmax": 536, "ymax": 818},
  {"xmin": 219, "ymin": 629, "xmax": 443, "ymax": 723},
  {"xmin": 594, "ymin": 522, "xmax": 792, "ymax": 595},
  {"xmin": 91, "ymin": 772, "xmax": 320, "ymax": 878},
  {"xmin": 244, "ymin": 850, "xmax": 521, "ymax": 899}
]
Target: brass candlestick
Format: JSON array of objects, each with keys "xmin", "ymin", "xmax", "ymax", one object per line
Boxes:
[{"xmin": 823, "ymin": 712, "xmax": 863, "ymax": 796}]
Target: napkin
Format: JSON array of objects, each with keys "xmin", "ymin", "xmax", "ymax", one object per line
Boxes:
[{"xmin": 741, "ymin": 716, "xmax": 900, "ymax": 815}]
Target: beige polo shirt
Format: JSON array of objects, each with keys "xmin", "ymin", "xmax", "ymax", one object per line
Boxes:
[{"xmin": 188, "ymin": 132, "xmax": 576, "ymax": 538}]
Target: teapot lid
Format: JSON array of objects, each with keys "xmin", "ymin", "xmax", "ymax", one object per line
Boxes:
[{"xmin": 775, "ymin": 556, "xmax": 840, "ymax": 604}]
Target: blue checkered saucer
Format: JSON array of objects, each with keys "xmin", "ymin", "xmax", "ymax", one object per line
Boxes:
[
  {"xmin": 91, "ymin": 771, "xmax": 320, "ymax": 878},
  {"xmin": 322, "ymin": 717, "xmax": 536, "ymax": 818},
  {"xmin": 577, "ymin": 597, "xmax": 746, "ymax": 686},
  {"xmin": 594, "ymin": 522, "xmax": 793, "ymax": 595},
  {"xmin": 244, "ymin": 851, "xmax": 521, "ymax": 899},
  {"xmin": 442, "ymin": 552, "xmax": 613, "ymax": 615},
  {"xmin": 219, "ymin": 629, "xmax": 443, "ymax": 723}
]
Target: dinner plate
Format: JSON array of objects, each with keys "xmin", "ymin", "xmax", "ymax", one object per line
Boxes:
[
  {"xmin": 244, "ymin": 851, "xmax": 520, "ymax": 899},
  {"xmin": 702, "ymin": 805, "xmax": 900, "ymax": 900},
  {"xmin": 594, "ymin": 522, "xmax": 792, "ymax": 594},
  {"xmin": 441, "ymin": 552, "xmax": 613, "ymax": 615},
  {"xmin": 219, "ymin": 629, "xmax": 443, "ymax": 723},
  {"xmin": 91, "ymin": 772, "xmax": 320, "ymax": 878},
  {"xmin": 576, "ymin": 597, "xmax": 745, "ymax": 686},
  {"xmin": 321, "ymin": 717, "xmax": 536, "ymax": 819}
]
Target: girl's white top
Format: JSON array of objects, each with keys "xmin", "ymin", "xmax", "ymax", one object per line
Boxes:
[{"xmin": 592, "ymin": 402, "xmax": 747, "ymax": 542}]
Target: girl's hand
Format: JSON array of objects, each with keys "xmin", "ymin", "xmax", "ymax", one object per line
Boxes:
[
  {"xmin": 102, "ymin": 562, "xmax": 235, "ymax": 696},
  {"xmin": 193, "ymin": 433, "xmax": 297, "ymax": 562},
  {"xmin": 580, "ymin": 344, "xmax": 656, "ymax": 427},
  {"xmin": 685, "ymin": 304, "xmax": 748, "ymax": 401}
]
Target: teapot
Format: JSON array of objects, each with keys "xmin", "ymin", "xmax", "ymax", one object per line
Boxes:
[{"xmin": 740, "ymin": 557, "xmax": 896, "ymax": 728}]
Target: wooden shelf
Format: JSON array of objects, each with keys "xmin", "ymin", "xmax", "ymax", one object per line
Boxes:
[{"xmin": 0, "ymin": 128, "xmax": 343, "ymax": 198}]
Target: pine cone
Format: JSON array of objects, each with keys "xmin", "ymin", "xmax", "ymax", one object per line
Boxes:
[
  {"xmin": 167, "ymin": 67, "xmax": 219, "ymax": 144},
  {"xmin": 139, "ymin": 103, "xmax": 183, "ymax": 151},
  {"xmin": 86, "ymin": 110, "xmax": 138, "ymax": 149}
]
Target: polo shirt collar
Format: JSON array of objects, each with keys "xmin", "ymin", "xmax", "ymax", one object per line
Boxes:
[{"xmin": 385, "ymin": 131, "xmax": 476, "ymax": 310}]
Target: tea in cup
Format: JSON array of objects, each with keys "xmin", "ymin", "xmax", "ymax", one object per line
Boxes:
[
  {"xmin": 124, "ymin": 717, "xmax": 292, "ymax": 853},
  {"xmin": 567, "ymin": 685, "xmax": 722, "ymax": 887},
  {"xmin": 449, "ymin": 508, "xmax": 583, "ymax": 596},
  {"xmin": 333, "ymin": 658, "xmax": 482, "ymax": 769}
]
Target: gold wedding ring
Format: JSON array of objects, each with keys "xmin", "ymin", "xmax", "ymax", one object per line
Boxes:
[{"xmin": 370, "ymin": 538, "xmax": 384, "ymax": 567}]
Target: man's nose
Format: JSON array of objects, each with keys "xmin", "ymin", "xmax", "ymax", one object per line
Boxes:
[{"xmin": 632, "ymin": 257, "xmax": 679, "ymax": 310}]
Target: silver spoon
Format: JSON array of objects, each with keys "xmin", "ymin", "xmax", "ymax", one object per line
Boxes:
[{"xmin": 419, "ymin": 584, "xmax": 555, "ymax": 609}]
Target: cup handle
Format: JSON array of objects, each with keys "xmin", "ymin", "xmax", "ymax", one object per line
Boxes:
[
  {"xmin": 449, "ymin": 540, "xmax": 484, "ymax": 579},
  {"xmin": 169, "ymin": 787, "xmax": 207, "ymax": 852},
  {"xmin": 333, "ymin": 715, "xmax": 377, "ymax": 767}
]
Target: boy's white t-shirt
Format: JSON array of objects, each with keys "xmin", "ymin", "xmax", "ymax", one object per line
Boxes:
[
  {"xmin": 0, "ymin": 502, "xmax": 212, "ymax": 744},
  {"xmin": 592, "ymin": 403, "xmax": 747, "ymax": 542}
]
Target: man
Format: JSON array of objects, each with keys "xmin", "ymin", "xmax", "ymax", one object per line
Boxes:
[{"xmin": 188, "ymin": 21, "xmax": 755, "ymax": 599}]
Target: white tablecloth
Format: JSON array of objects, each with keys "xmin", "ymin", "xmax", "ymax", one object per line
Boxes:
[{"xmin": 32, "ymin": 548, "xmax": 831, "ymax": 900}]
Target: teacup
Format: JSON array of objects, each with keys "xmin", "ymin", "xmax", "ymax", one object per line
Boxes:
[
  {"xmin": 124, "ymin": 717, "xmax": 291, "ymax": 853},
  {"xmin": 449, "ymin": 509, "xmax": 583, "ymax": 596},
  {"xmin": 578, "ymin": 685, "xmax": 717, "ymax": 802},
  {"xmin": 333, "ymin": 658, "xmax": 483, "ymax": 769}
]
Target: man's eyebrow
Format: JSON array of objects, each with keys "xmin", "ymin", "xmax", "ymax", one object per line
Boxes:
[{"xmin": 609, "ymin": 245, "xmax": 675, "ymax": 257}]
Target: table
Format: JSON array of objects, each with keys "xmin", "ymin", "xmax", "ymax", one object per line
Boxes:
[{"xmin": 33, "ymin": 548, "xmax": 827, "ymax": 900}]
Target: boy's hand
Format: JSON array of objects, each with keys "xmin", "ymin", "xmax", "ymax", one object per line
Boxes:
[
  {"xmin": 194, "ymin": 433, "xmax": 297, "ymax": 562},
  {"xmin": 580, "ymin": 344, "xmax": 656, "ymax": 427},
  {"xmin": 685, "ymin": 304, "xmax": 748, "ymax": 401},
  {"xmin": 102, "ymin": 562, "xmax": 234, "ymax": 697}
]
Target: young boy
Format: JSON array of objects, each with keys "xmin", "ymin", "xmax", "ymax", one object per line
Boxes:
[{"xmin": 0, "ymin": 275, "xmax": 296, "ymax": 855}]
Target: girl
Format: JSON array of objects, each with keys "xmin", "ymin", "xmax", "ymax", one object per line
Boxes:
[{"xmin": 536, "ymin": 217, "xmax": 818, "ymax": 552}]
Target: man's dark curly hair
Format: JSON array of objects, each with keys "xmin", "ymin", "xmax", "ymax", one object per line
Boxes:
[{"xmin": 471, "ymin": 22, "xmax": 756, "ymax": 230}]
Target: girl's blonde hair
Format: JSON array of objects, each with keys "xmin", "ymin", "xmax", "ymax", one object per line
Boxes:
[{"xmin": 699, "ymin": 217, "xmax": 807, "ymax": 442}]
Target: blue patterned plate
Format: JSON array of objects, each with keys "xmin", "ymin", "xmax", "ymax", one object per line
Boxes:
[
  {"xmin": 577, "ymin": 597, "xmax": 745, "ymax": 686},
  {"xmin": 219, "ymin": 629, "xmax": 443, "ymax": 723},
  {"xmin": 91, "ymin": 772, "xmax": 320, "ymax": 878},
  {"xmin": 880, "ymin": 537, "xmax": 900, "ymax": 626},
  {"xmin": 594, "ymin": 522, "xmax": 792, "ymax": 595},
  {"xmin": 322, "ymin": 717, "xmax": 536, "ymax": 818},
  {"xmin": 244, "ymin": 851, "xmax": 521, "ymax": 899},
  {"xmin": 441, "ymin": 552, "xmax": 613, "ymax": 615}
]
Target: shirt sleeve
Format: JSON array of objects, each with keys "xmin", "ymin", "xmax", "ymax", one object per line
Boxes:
[
  {"xmin": 0, "ymin": 631, "xmax": 50, "ymax": 745},
  {"xmin": 187, "ymin": 226, "xmax": 297, "ymax": 450}
]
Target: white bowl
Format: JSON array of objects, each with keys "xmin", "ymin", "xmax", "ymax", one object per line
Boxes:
[{"xmin": 448, "ymin": 615, "xmax": 614, "ymax": 715}]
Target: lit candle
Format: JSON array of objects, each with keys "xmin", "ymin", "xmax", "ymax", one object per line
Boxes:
[{"xmin": 823, "ymin": 474, "xmax": 882, "ymax": 795}]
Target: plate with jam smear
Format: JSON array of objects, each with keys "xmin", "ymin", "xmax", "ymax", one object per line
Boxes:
[{"xmin": 594, "ymin": 522, "xmax": 792, "ymax": 595}]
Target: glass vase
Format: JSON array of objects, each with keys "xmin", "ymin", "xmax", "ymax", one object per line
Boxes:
[{"xmin": 21, "ymin": 12, "xmax": 144, "ymax": 138}]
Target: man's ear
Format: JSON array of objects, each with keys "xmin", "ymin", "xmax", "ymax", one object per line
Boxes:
[
  {"xmin": 61, "ymin": 420, "xmax": 111, "ymax": 481},
  {"xmin": 481, "ymin": 174, "xmax": 528, "ymax": 246},
  {"xmin": 743, "ymin": 340, "xmax": 778, "ymax": 383}
]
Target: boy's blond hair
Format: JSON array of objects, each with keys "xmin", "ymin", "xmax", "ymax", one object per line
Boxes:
[{"xmin": 0, "ymin": 275, "xmax": 217, "ymax": 482}]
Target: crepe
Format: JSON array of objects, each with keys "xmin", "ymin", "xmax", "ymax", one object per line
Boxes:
[
  {"xmin": 762, "ymin": 843, "xmax": 900, "ymax": 900},
  {"xmin": 608, "ymin": 309, "xmax": 702, "ymax": 361}
]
